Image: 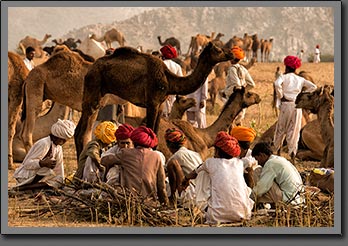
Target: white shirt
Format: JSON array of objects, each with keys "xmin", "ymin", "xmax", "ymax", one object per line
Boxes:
[
  {"xmin": 186, "ymin": 78, "xmax": 209, "ymax": 113},
  {"xmin": 224, "ymin": 63, "xmax": 255, "ymax": 97},
  {"xmin": 13, "ymin": 136, "xmax": 64, "ymax": 187},
  {"xmin": 196, "ymin": 157, "xmax": 254, "ymax": 224},
  {"xmin": 274, "ymin": 73, "xmax": 317, "ymax": 107},
  {"xmin": 23, "ymin": 57, "xmax": 35, "ymax": 71}
]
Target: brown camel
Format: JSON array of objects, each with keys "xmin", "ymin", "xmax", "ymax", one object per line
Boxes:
[
  {"xmin": 8, "ymin": 51, "xmax": 29, "ymax": 169},
  {"xmin": 52, "ymin": 38, "xmax": 82, "ymax": 50},
  {"xmin": 20, "ymin": 45, "xmax": 130, "ymax": 155},
  {"xmin": 75, "ymin": 42, "xmax": 235, "ymax": 159},
  {"xmin": 242, "ymin": 33, "xmax": 253, "ymax": 62},
  {"xmin": 212, "ymin": 32, "xmax": 225, "ymax": 48},
  {"xmin": 251, "ymin": 33, "xmax": 261, "ymax": 62},
  {"xmin": 12, "ymin": 102, "xmax": 70, "ymax": 162},
  {"xmin": 18, "ymin": 34, "xmax": 52, "ymax": 58},
  {"xmin": 157, "ymin": 36, "xmax": 181, "ymax": 55},
  {"xmin": 156, "ymin": 87, "xmax": 261, "ymax": 160},
  {"xmin": 223, "ymin": 35, "xmax": 244, "ymax": 50},
  {"xmin": 90, "ymin": 28, "xmax": 126, "ymax": 48},
  {"xmin": 261, "ymin": 38, "xmax": 273, "ymax": 62},
  {"xmin": 295, "ymin": 85, "xmax": 334, "ymax": 168},
  {"xmin": 189, "ymin": 32, "xmax": 216, "ymax": 56}
]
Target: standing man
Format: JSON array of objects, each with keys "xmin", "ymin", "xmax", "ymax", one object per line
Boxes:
[
  {"xmin": 222, "ymin": 46, "xmax": 255, "ymax": 126},
  {"xmin": 273, "ymin": 55, "xmax": 317, "ymax": 163},
  {"xmin": 313, "ymin": 44, "xmax": 321, "ymax": 63},
  {"xmin": 23, "ymin": 46, "xmax": 36, "ymax": 71},
  {"xmin": 159, "ymin": 45, "xmax": 183, "ymax": 118}
]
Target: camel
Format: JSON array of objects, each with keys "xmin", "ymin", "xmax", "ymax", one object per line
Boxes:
[
  {"xmin": 20, "ymin": 45, "xmax": 133, "ymax": 156},
  {"xmin": 212, "ymin": 32, "xmax": 225, "ymax": 48},
  {"xmin": 156, "ymin": 88, "xmax": 261, "ymax": 160},
  {"xmin": 18, "ymin": 34, "xmax": 52, "ymax": 58},
  {"xmin": 157, "ymin": 36, "xmax": 181, "ymax": 55},
  {"xmin": 295, "ymin": 85, "xmax": 334, "ymax": 168},
  {"xmin": 188, "ymin": 32, "xmax": 216, "ymax": 56},
  {"xmin": 90, "ymin": 28, "xmax": 126, "ymax": 48},
  {"xmin": 12, "ymin": 102, "xmax": 70, "ymax": 162},
  {"xmin": 75, "ymin": 42, "xmax": 235, "ymax": 159},
  {"xmin": 78, "ymin": 36, "xmax": 106, "ymax": 59},
  {"xmin": 242, "ymin": 33, "xmax": 253, "ymax": 62},
  {"xmin": 52, "ymin": 38, "xmax": 81, "ymax": 50},
  {"xmin": 261, "ymin": 38, "xmax": 273, "ymax": 62},
  {"xmin": 223, "ymin": 35, "xmax": 244, "ymax": 50},
  {"xmin": 8, "ymin": 52, "xmax": 29, "ymax": 169},
  {"xmin": 251, "ymin": 34, "xmax": 261, "ymax": 62}
]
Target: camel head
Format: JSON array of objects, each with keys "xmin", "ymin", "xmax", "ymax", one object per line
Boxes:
[
  {"xmin": 175, "ymin": 95, "xmax": 197, "ymax": 110},
  {"xmin": 199, "ymin": 42, "xmax": 235, "ymax": 65},
  {"xmin": 295, "ymin": 85, "xmax": 334, "ymax": 113}
]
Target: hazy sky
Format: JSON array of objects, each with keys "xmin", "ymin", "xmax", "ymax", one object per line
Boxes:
[{"xmin": 7, "ymin": 7, "xmax": 158, "ymax": 51}]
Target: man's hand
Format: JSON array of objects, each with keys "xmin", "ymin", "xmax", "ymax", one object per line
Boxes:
[{"xmin": 39, "ymin": 157, "xmax": 56, "ymax": 169}]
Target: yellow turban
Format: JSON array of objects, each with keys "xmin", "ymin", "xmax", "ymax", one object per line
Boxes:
[
  {"xmin": 230, "ymin": 126, "xmax": 256, "ymax": 142},
  {"xmin": 94, "ymin": 121, "xmax": 117, "ymax": 144},
  {"xmin": 231, "ymin": 46, "xmax": 245, "ymax": 60}
]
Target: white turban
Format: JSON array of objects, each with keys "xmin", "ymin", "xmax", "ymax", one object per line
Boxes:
[{"xmin": 51, "ymin": 119, "xmax": 76, "ymax": 140}]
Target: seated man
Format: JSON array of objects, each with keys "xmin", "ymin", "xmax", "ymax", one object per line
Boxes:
[
  {"xmin": 101, "ymin": 123, "xmax": 135, "ymax": 187},
  {"xmin": 181, "ymin": 131, "xmax": 254, "ymax": 224},
  {"xmin": 12, "ymin": 119, "xmax": 76, "ymax": 192},
  {"xmin": 164, "ymin": 128, "xmax": 203, "ymax": 206},
  {"xmin": 101, "ymin": 126, "xmax": 169, "ymax": 207},
  {"xmin": 74, "ymin": 121, "xmax": 117, "ymax": 184},
  {"xmin": 250, "ymin": 142, "xmax": 305, "ymax": 206}
]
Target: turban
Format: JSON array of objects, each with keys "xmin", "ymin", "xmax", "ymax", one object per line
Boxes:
[
  {"xmin": 214, "ymin": 131, "xmax": 241, "ymax": 157},
  {"xmin": 51, "ymin": 119, "xmax": 76, "ymax": 140},
  {"xmin": 164, "ymin": 128, "xmax": 186, "ymax": 146},
  {"xmin": 231, "ymin": 46, "xmax": 245, "ymax": 60},
  {"xmin": 160, "ymin": 45, "xmax": 177, "ymax": 59},
  {"xmin": 284, "ymin": 55, "xmax": 301, "ymax": 70},
  {"xmin": 130, "ymin": 126, "xmax": 158, "ymax": 148},
  {"xmin": 316, "ymin": 44, "xmax": 320, "ymax": 49},
  {"xmin": 94, "ymin": 121, "xmax": 117, "ymax": 145},
  {"xmin": 230, "ymin": 126, "xmax": 257, "ymax": 142},
  {"xmin": 116, "ymin": 123, "xmax": 135, "ymax": 140}
]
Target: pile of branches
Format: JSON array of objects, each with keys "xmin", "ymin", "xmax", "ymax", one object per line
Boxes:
[{"xmin": 19, "ymin": 179, "xmax": 179, "ymax": 226}]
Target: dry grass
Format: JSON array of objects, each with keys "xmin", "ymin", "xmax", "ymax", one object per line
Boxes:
[{"xmin": 7, "ymin": 61, "xmax": 335, "ymax": 228}]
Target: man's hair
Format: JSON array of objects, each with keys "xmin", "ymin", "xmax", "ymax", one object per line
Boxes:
[
  {"xmin": 238, "ymin": 141, "xmax": 251, "ymax": 150},
  {"xmin": 251, "ymin": 142, "xmax": 273, "ymax": 157},
  {"xmin": 25, "ymin": 46, "xmax": 35, "ymax": 54}
]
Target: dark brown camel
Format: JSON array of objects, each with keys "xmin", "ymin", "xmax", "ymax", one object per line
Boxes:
[
  {"xmin": 75, "ymin": 42, "xmax": 235, "ymax": 159},
  {"xmin": 157, "ymin": 36, "xmax": 181, "ymax": 55},
  {"xmin": 251, "ymin": 34, "xmax": 261, "ymax": 62}
]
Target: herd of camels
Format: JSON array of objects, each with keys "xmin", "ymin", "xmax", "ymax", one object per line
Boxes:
[{"xmin": 8, "ymin": 28, "xmax": 334, "ymax": 172}]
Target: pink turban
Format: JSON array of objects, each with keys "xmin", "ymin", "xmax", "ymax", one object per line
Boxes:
[
  {"xmin": 130, "ymin": 126, "xmax": 158, "ymax": 148},
  {"xmin": 284, "ymin": 55, "xmax": 301, "ymax": 70},
  {"xmin": 160, "ymin": 45, "xmax": 177, "ymax": 59},
  {"xmin": 165, "ymin": 128, "xmax": 186, "ymax": 146},
  {"xmin": 115, "ymin": 123, "xmax": 135, "ymax": 140},
  {"xmin": 214, "ymin": 131, "xmax": 241, "ymax": 157}
]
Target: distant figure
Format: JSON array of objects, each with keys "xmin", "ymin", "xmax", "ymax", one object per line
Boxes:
[
  {"xmin": 23, "ymin": 46, "xmax": 36, "ymax": 71},
  {"xmin": 313, "ymin": 45, "xmax": 320, "ymax": 63},
  {"xmin": 298, "ymin": 49, "xmax": 304, "ymax": 60}
]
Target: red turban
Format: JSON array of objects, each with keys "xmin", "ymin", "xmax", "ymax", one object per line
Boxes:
[
  {"xmin": 116, "ymin": 123, "xmax": 135, "ymax": 141},
  {"xmin": 284, "ymin": 55, "xmax": 301, "ymax": 70},
  {"xmin": 316, "ymin": 44, "xmax": 320, "ymax": 49},
  {"xmin": 230, "ymin": 126, "xmax": 257, "ymax": 142},
  {"xmin": 130, "ymin": 126, "xmax": 158, "ymax": 148},
  {"xmin": 214, "ymin": 131, "xmax": 241, "ymax": 157},
  {"xmin": 231, "ymin": 46, "xmax": 245, "ymax": 60},
  {"xmin": 160, "ymin": 45, "xmax": 177, "ymax": 59},
  {"xmin": 165, "ymin": 128, "xmax": 186, "ymax": 146}
]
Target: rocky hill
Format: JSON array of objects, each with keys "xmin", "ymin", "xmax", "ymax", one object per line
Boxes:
[{"xmin": 60, "ymin": 7, "xmax": 334, "ymax": 61}]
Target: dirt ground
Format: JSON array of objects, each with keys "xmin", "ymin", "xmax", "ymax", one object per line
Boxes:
[{"xmin": 7, "ymin": 61, "xmax": 335, "ymax": 228}]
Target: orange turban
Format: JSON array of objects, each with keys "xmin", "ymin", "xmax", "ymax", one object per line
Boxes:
[
  {"xmin": 231, "ymin": 46, "xmax": 245, "ymax": 60},
  {"xmin": 230, "ymin": 126, "xmax": 257, "ymax": 142},
  {"xmin": 130, "ymin": 126, "xmax": 158, "ymax": 148},
  {"xmin": 284, "ymin": 55, "xmax": 301, "ymax": 70},
  {"xmin": 160, "ymin": 45, "xmax": 177, "ymax": 59},
  {"xmin": 94, "ymin": 121, "xmax": 117, "ymax": 144},
  {"xmin": 214, "ymin": 131, "xmax": 241, "ymax": 157},
  {"xmin": 115, "ymin": 123, "xmax": 134, "ymax": 140},
  {"xmin": 165, "ymin": 128, "xmax": 186, "ymax": 146}
]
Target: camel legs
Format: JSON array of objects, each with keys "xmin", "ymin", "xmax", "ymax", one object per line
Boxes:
[
  {"xmin": 166, "ymin": 159, "xmax": 185, "ymax": 204},
  {"xmin": 8, "ymin": 97, "xmax": 23, "ymax": 169}
]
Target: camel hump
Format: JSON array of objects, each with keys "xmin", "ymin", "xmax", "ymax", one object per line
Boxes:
[{"xmin": 111, "ymin": 47, "xmax": 140, "ymax": 57}]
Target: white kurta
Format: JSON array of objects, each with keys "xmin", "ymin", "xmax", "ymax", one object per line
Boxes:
[
  {"xmin": 273, "ymin": 73, "xmax": 317, "ymax": 155},
  {"xmin": 196, "ymin": 157, "xmax": 254, "ymax": 224},
  {"xmin": 13, "ymin": 136, "xmax": 64, "ymax": 188},
  {"xmin": 23, "ymin": 57, "xmax": 35, "ymax": 71},
  {"xmin": 314, "ymin": 48, "xmax": 320, "ymax": 63},
  {"xmin": 162, "ymin": 59, "xmax": 183, "ymax": 117}
]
